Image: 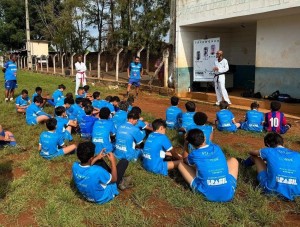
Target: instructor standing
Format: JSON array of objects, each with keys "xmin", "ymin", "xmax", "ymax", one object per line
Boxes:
[
  {"xmin": 75, "ymin": 56, "xmax": 87, "ymax": 95},
  {"xmin": 3, "ymin": 54, "xmax": 18, "ymax": 102},
  {"xmin": 213, "ymin": 50, "xmax": 231, "ymax": 105}
]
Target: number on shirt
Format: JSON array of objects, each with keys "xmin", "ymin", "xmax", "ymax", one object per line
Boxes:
[{"xmin": 269, "ymin": 117, "xmax": 279, "ymax": 127}]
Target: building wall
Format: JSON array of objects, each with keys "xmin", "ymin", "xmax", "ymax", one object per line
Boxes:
[
  {"xmin": 177, "ymin": 0, "xmax": 300, "ymax": 26},
  {"xmin": 255, "ymin": 14, "xmax": 300, "ymax": 98}
]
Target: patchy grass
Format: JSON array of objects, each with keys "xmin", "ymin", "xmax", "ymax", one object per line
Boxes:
[{"xmin": 0, "ymin": 71, "xmax": 298, "ymax": 226}]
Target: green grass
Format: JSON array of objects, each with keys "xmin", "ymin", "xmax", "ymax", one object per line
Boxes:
[{"xmin": 0, "ymin": 71, "xmax": 298, "ymax": 226}]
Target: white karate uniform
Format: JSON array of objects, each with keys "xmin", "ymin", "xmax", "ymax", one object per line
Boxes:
[
  {"xmin": 214, "ymin": 58, "xmax": 231, "ymax": 104},
  {"xmin": 75, "ymin": 61, "xmax": 87, "ymax": 94}
]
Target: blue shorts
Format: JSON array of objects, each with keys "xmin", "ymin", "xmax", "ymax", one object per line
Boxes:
[
  {"xmin": 128, "ymin": 79, "xmax": 140, "ymax": 87},
  {"xmin": 218, "ymin": 124, "xmax": 237, "ymax": 132},
  {"xmin": 26, "ymin": 117, "xmax": 38, "ymax": 125},
  {"xmin": 191, "ymin": 174, "xmax": 237, "ymax": 202},
  {"xmin": 5, "ymin": 80, "xmax": 18, "ymax": 90},
  {"xmin": 143, "ymin": 161, "xmax": 168, "ymax": 176},
  {"xmin": 257, "ymin": 170, "xmax": 274, "ymax": 193},
  {"xmin": 40, "ymin": 149, "xmax": 65, "ymax": 160}
]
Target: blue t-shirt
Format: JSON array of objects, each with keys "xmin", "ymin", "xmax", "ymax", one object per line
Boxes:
[
  {"xmin": 4, "ymin": 60, "xmax": 17, "ymax": 81},
  {"xmin": 92, "ymin": 119, "xmax": 116, "ymax": 154},
  {"xmin": 26, "ymin": 103, "xmax": 49, "ymax": 125},
  {"xmin": 55, "ymin": 97, "xmax": 65, "ymax": 107},
  {"xmin": 260, "ymin": 146, "xmax": 300, "ymax": 200},
  {"xmin": 72, "ymin": 162, "xmax": 119, "ymax": 204},
  {"xmin": 72, "ymin": 104, "xmax": 85, "ymax": 123},
  {"xmin": 186, "ymin": 124, "xmax": 213, "ymax": 145},
  {"xmin": 216, "ymin": 109, "xmax": 237, "ymax": 132},
  {"xmin": 188, "ymin": 144, "xmax": 232, "ymax": 201},
  {"xmin": 114, "ymin": 122, "xmax": 144, "ymax": 161},
  {"xmin": 128, "ymin": 62, "xmax": 142, "ymax": 80},
  {"xmin": 52, "ymin": 89, "xmax": 64, "ymax": 105},
  {"xmin": 15, "ymin": 95, "xmax": 30, "ymax": 107},
  {"xmin": 112, "ymin": 110, "xmax": 128, "ymax": 129},
  {"xmin": 182, "ymin": 112, "xmax": 195, "ymax": 130},
  {"xmin": 92, "ymin": 100, "xmax": 107, "ymax": 110},
  {"xmin": 166, "ymin": 106, "xmax": 182, "ymax": 129},
  {"xmin": 80, "ymin": 115, "xmax": 98, "ymax": 137},
  {"xmin": 39, "ymin": 131, "xmax": 64, "ymax": 158},
  {"xmin": 31, "ymin": 92, "xmax": 39, "ymax": 102},
  {"xmin": 55, "ymin": 116, "xmax": 73, "ymax": 141},
  {"xmin": 241, "ymin": 109, "xmax": 264, "ymax": 132},
  {"xmin": 135, "ymin": 119, "xmax": 147, "ymax": 139},
  {"xmin": 142, "ymin": 132, "xmax": 173, "ymax": 176}
]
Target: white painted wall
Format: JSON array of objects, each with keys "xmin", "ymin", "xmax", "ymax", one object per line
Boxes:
[{"xmin": 256, "ymin": 14, "xmax": 300, "ymax": 68}]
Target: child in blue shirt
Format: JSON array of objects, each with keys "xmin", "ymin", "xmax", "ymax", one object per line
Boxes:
[
  {"xmin": 72, "ymin": 97, "xmax": 86, "ymax": 123},
  {"xmin": 80, "ymin": 105, "xmax": 98, "ymax": 139},
  {"xmin": 112, "ymin": 101, "xmax": 129, "ymax": 129},
  {"xmin": 76, "ymin": 87, "xmax": 85, "ymax": 99},
  {"xmin": 130, "ymin": 106, "xmax": 153, "ymax": 139},
  {"xmin": 15, "ymin": 89, "xmax": 31, "ymax": 113},
  {"xmin": 111, "ymin": 96, "xmax": 120, "ymax": 112},
  {"xmin": 92, "ymin": 91, "xmax": 106, "ymax": 110},
  {"xmin": 39, "ymin": 118, "xmax": 77, "ymax": 160},
  {"xmin": 242, "ymin": 133, "xmax": 300, "ymax": 200},
  {"xmin": 55, "ymin": 106, "xmax": 77, "ymax": 142},
  {"xmin": 166, "ymin": 96, "xmax": 182, "ymax": 129},
  {"xmin": 114, "ymin": 111, "xmax": 144, "ymax": 161},
  {"xmin": 186, "ymin": 112, "xmax": 213, "ymax": 145},
  {"xmin": 0, "ymin": 124, "xmax": 17, "ymax": 148},
  {"xmin": 142, "ymin": 119, "xmax": 182, "ymax": 176},
  {"xmin": 180, "ymin": 101, "xmax": 196, "ymax": 132},
  {"xmin": 216, "ymin": 101, "xmax": 240, "ymax": 132},
  {"xmin": 127, "ymin": 96, "xmax": 135, "ymax": 112},
  {"xmin": 240, "ymin": 102, "xmax": 264, "ymax": 132},
  {"xmin": 26, "ymin": 96, "xmax": 51, "ymax": 125},
  {"xmin": 105, "ymin": 96, "xmax": 116, "ymax": 116},
  {"xmin": 72, "ymin": 141, "xmax": 131, "ymax": 204},
  {"xmin": 32, "ymin": 87, "xmax": 49, "ymax": 108},
  {"xmin": 92, "ymin": 107, "xmax": 116, "ymax": 154},
  {"xmin": 50, "ymin": 84, "xmax": 66, "ymax": 106},
  {"xmin": 178, "ymin": 129, "xmax": 239, "ymax": 202}
]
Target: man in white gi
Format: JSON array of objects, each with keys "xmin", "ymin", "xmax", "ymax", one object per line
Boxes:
[
  {"xmin": 213, "ymin": 50, "xmax": 231, "ymax": 105},
  {"xmin": 75, "ymin": 56, "xmax": 87, "ymax": 95}
]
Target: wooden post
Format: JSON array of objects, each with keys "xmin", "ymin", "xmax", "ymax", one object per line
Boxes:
[
  {"xmin": 137, "ymin": 46, "xmax": 144, "ymax": 57},
  {"xmin": 116, "ymin": 48, "xmax": 123, "ymax": 81},
  {"xmin": 53, "ymin": 54, "xmax": 58, "ymax": 74},
  {"xmin": 97, "ymin": 51, "xmax": 103, "ymax": 79},
  {"xmin": 163, "ymin": 49, "xmax": 169, "ymax": 88},
  {"xmin": 71, "ymin": 53, "xmax": 76, "ymax": 76},
  {"xmin": 61, "ymin": 53, "xmax": 65, "ymax": 75}
]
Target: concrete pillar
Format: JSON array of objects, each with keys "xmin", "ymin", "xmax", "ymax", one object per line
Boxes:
[
  {"xmin": 97, "ymin": 51, "xmax": 103, "ymax": 79},
  {"xmin": 137, "ymin": 46, "xmax": 144, "ymax": 58},
  {"xmin": 163, "ymin": 49, "xmax": 169, "ymax": 88},
  {"xmin": 116, "ymin": 48, "xmax": 123, "ymax": 81},
  {"xmin": 53, "ymin": 54, "xmax": 58, "ymax": 74},
  {"xmin": 61, "ymin": 53, "xmax": 65, "ymax": 75},
  {"xmin": 46, "ymin": 55, "xmax": 49, "ymax": 73},
  {"xmin": 71, "ymin": 53, "xmax": 76, "ymax": 76}
]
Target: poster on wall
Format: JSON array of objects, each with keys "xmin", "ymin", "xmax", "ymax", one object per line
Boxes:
[{"xmin": 193, "ymin": 38, "xmax": 220, "ymax": 82}]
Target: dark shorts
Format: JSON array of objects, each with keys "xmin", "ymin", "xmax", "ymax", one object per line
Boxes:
[
  {"xmin": 5, "ymin": 80, "xmax": 18, "ymax": 90},
  {"xmin": 128, "ymin": 79, "xmax": 140, "ymax": 87}
]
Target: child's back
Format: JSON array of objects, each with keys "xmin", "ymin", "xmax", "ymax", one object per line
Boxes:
[
  {"xmin": 216, "ymin": 101, "xmax": 238, "ymax": 132},
  {"xmin": 242, "ymin": 109, "xmax": 264, "ymax": 132},
  {"xmin": 181, "ymin": 101, "xmax": 196, "ymax": 131},
  {"xmin": 166, "ymin": 96, "xmax": 182, "ymax": 129}
]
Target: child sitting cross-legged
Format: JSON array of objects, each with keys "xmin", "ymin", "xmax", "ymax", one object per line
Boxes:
[
  {"xmin": 240, "ymin": 102, "xmax": 264, "ymax": 132},
  {"xmin": 80, "ymin": 105, "xmax": 98, "ymax": 139},
  {"xmin": 26, "ymin": 96, "xmax": 51, "ymax": 125},
  {"xmin": 15, "ymin": 89, "xmax": 31, "ymax": 114},
  {"xmin": 55, "ymin": 106, "xmax": 77, "ymax": 142},
  {"xmin": 142, "ymin": 119, "xmax": 182, "ymax": 176},
  {"xmin": 72, "ymin": 141, "xmax": 132, "ymax": 204},
  {"xmin": 0, "ymin": 124, "xmax": 17, "ymax": 148},
  {"xmin": 215, "ymin": 101, "xmax": 240, "ymax": 132}
]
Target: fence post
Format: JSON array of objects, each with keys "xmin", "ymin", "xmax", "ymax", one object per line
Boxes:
[
  {"xmin": 46, "ymin": 55, "xmax": 49, "ymax": 73},
  {"xmin": 163, "ymin": 49, "xmax": 169, "ymax": 88},
  {"xmin": 41, "ymin": 55, "xmax": 44, "ymax": 72},
  {"xmin": 71, "ymin": 53, "xmax": 76, "ymax": 76},
  {"xmin": 53, "ymin": 54, "xmax": 58, "ymax": 74},
  {"xmin": 146, "ymin": 45, "xmax": 150, "ymax": 73},
  {"xmin": 97, "ymin": 51, "xmax": 103, "ymax": 79},
  {"xmin": 84, "ymin": 51, "xmax": 89, "ymax": 65},
  {"xmin": 116, "ymin": 48, "xmax": 123, "ymax": 81},
  {"xmin": 20, "ymin": 56, "xmax": 23, "ymax": 69},
  {"xmin": 137, "ymin": 46, "xmax": 144, "ymax": 58},
  {"xmin": 23, "ymin": 57, "xmax": 27, "ymax": 68},
  {"xmin": 61, "ymin": 53, "xmax": 65, "ymax": 75},
  {"xmin": 89, "ymin": 63, "xmax": 92, "ymax": 77},
  {"xmin": 35, "ymin": 57, "xmax": 38, "ymax": 71}
]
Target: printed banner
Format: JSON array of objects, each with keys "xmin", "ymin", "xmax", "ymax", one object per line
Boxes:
[{"xmin": 193, "ymin": 38, "xmax": 220, "ymax": 82}]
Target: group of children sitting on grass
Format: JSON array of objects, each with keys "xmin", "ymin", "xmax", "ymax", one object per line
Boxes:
[{"xmin": 1, "ymin": 85, "xmax": 299, "ymax": 205}]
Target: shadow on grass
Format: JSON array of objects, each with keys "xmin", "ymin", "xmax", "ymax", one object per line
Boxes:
[{"xmin": 0, "ymin": 160, "xmax": 13, "ymax": 199}]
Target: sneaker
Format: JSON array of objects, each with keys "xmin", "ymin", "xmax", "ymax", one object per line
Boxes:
[
  {"xmin": 9, "ymin": 97, "xmax": 13, "ymax": 102},
  {"xmin": 118, "ymin": 176, "xmax": 133, "ymax": 191},
  {"xmin": 215, "ymin": 102, "xmax": 220, "ymax": 106},
  {"xmin": 5, "ymin": 98, "xmax": 8, "ymax": 102}
]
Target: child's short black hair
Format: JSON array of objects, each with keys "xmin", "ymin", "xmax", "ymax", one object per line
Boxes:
[
  {"xmin": 75, "ymin": 97, "xmax": 84, "ymax": 104},
  {"xmin": 127, "ymin": 96, "xmax": 134, "ymax": 105},
  {"xmin": 264, "ymin": 132, "xmax": 284, "ymax": 148},
  {"xmin": 82, "ymin": 98, "xmax": 92, "ymax": 107},
  {"xmin": 105, "ymin": 96, "xmax": 112, "ymax": 102},
  {"xmin": 100, "ymin": 107, "xmax": 110, "ymax": 119},
  {"xmin": 219, "ymin": 101, "xmax": 229, "ymax": 110},
  {"xmin": 119, "ymin": 101, "xmax": 129, "ymax": 111},
  {"xmin": 111, "ymin": 96, "xmax": 120, "ymax": 103},
  {"xmin": 58, "ymin": 84, "xmax": 66, "ymax": 90},
  {"xmin": 131, "ymin": 106, "xmax": 142, "ymax": 115},
  {"xmin": 152, "ymin": 119, "xmax": 166, "ymax": 131},
  {"xmin": 127, "ymin": 111, "xmax": 139, "ymax": 120},
  {"xmin": 270, "ymin": 101, "xmax": 281, "ymax": 111},
  {"xmin": 93, "ymin": 91, "xmax": 100, "ymax": 99},
  {"xmin": 55, "ymin": 106, "xmax": 66, "ymax": 116},
  {"xmin": 193, "ymin": 112, "xmax": 207, "ymax": 126},
  {"xmin": 35, "ymin": 86, "xmax": 42, "ymax": 92},
  {"xmin": 171, "ymin": 96, "xmax": 179, "ymax": 106},
  {"xmin": 185, "ymin": 101, "xmax": 196, "ymax": 112},
  {"xmin": 46, "ymin": 118, "xmax": 57, "ymax": 131},
  {"xmin": 64, "ymin": 97, "xmax": 74, "ymax": 105},
  {"xmin": 186, "ymin": 129, "xmax": 205, "ymax": 148},
  {"xmin": 77, "ymin": 141, "xmax": 95, "ymax": 163},
  {"xmin": 83, "ymin": 85, "xmax": 90, "ymax": 92},
  {"xmin": 65, "ymin": 92, "xmax": 73, "ymax": 99},
  {"xmin": 250, "ymin": 102, "xmax": 259, "ymax": 110},
  {"xmin": 84, "ymin": 105, "xmax": 93, "ymax": 115},
  {"xmin": 21, "ymin": 89, "xmax": 28, "ymax": 94},
  {"xmin": 34, "ymin": 95, "xmax": 43, "ymax": 104}
]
